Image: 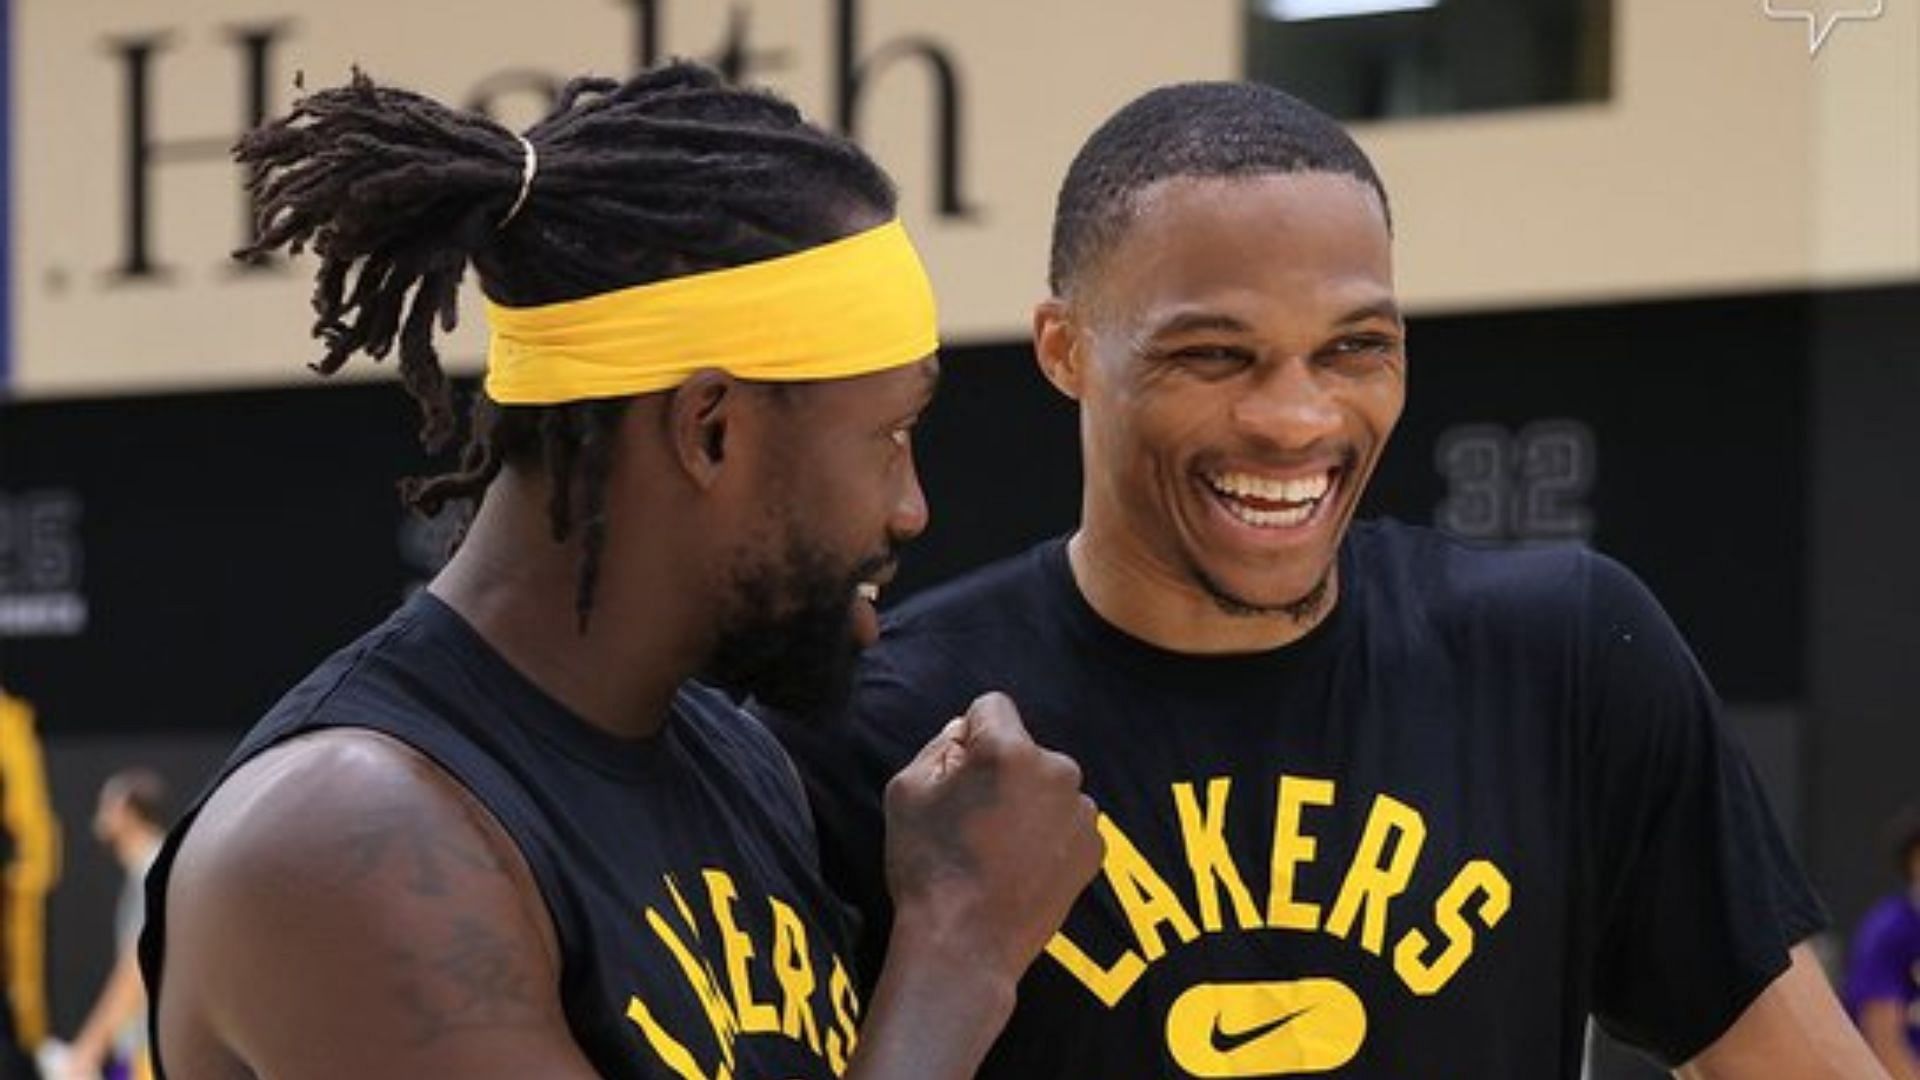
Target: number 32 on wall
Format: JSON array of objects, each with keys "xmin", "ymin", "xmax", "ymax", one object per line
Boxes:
[{"xmin": 1433, "ymin": 420, "xmax": 1595, "ymax": 543}]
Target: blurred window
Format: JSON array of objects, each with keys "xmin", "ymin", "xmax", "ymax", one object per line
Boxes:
[{"xmin": 1245, "ymin": 0, "xmax": 1613, "ymax": 121}]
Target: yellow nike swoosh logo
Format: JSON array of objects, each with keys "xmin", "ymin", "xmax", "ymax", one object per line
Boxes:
[{"xmin": 1166, "ymin": 979, "xmax": 1366, "ymax": 1077}]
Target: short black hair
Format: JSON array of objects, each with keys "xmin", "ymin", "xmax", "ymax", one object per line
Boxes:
[
  {"xmin": 234, "ymin": 62, "xmax": 897, "ymax": 627},
  {"xmin": 103, "ymin": 767, "xmax": 168, "ymax": 829},
  {"xmin": 1048, "ymin": 80, "xmax": 1391, "ymax": 298}
]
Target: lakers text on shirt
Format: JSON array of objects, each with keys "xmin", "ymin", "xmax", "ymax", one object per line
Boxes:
[{"xmin": 1044, "ymin": 773, "xmax": 1513, "ymax": 1005}]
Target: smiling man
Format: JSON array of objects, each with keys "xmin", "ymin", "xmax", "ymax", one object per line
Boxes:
[{"xmin": 774, "ymin": 81, "xmax": 1886, "ymax": 1078}]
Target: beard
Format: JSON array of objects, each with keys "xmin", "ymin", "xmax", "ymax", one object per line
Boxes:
[
  {"xmin": 1192, "ymin": 561, "xmax": 1335, "ymax": 626},
  {"xmin": 702, "ymin": 534, "xmax": 891, "ymax": 716}
]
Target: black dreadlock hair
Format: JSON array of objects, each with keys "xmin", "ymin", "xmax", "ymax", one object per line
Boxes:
[
  {"xmin": 1048, "ymin": 81, "xmax": 1391, "ymax": 299},
  {"xmin": 235, "ymin": 62, "xmax": 898, "ymax": 627}
]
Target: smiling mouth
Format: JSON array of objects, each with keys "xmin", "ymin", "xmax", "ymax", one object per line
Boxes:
[
  {"xmin": 1201, "ymin": 467, "xmax": 1340, "ymax": 529},
  {"xmin": 851, "ymin": 553, "xmax": 898, "ymax": 604}
]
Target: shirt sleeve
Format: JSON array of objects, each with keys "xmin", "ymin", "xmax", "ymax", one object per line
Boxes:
[{"xmin": 1578, "ymin": 552, "xmax": 1828, "ymax": 1065}]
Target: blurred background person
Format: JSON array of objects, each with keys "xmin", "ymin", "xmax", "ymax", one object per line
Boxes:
[
  {"xmin": 57, "ymin": 770, "xmax": 164, "ymax": 1080},
  {"xmin": 0, "ymin": 688, "xmax": 59, "ymax": 1080},
  {"xmin": 1846, "ymin": 805, "xmax": 1920, "ymax": 1080},
  {"xmin": 0, "ymin": 776, "xmax": 33, "ymax": 1080}
]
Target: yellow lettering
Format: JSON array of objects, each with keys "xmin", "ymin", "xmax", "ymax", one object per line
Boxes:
[
  {"xmin": 703, "ymin": 870, "xmax": 779, "ymax": 1035},
  {"xmin": 666, "ymin": 873, "xmax": 703, "ymax": 943},
  {"xmin": 767, "ymin": 898, "xmax": 824, "ymax": 1054},
  {"xmin": 1099, "ymin": 813, "xmax": 1201, "ymax": 962},
  {"xmin": 626, "ymin": 996, "xmax": 730, "ymax": 1080},
  {"xmin": 1044, "ymin": 930, "xmax": 1148, "ymax": 1007},
  {"xmin": 1325, "ymin": 795, "xmax": 1426, "ymax": 955},
  {"xmin": 824, "ymin": 957, "xmax": 861, "ymax": 1076},
  {"xmin": 1393, "ymin": 859, "xmax": 1512, "ymax": 995},
  {"xmin": 1172, "ymin": 779, "xmax": 1263, "ymax": 933},
  {"xmin": 645, "ymin": 898, "xmax": 739, "ymax": 1071},
  {"xmin": 1267, "ymin": 776, "xmax": 1336, "ymax": 931}
]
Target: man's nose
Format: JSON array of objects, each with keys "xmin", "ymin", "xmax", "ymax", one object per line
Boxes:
[
  {"xmin": 890, "ymin": 453, "xmax": 931, "ymax": 542},
  {"xmin": 1231, "ymin": 357, "xmax": 1341, "ymax": 449}
]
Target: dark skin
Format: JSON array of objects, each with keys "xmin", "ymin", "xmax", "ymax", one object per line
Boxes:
[
  {"xmin": 157, "ymin": 358, "xmax": 1104, "ymax": 1079},
  {"xmin": 1035, "ymin": 172, "xmax": 1405, "ymax": 656}
]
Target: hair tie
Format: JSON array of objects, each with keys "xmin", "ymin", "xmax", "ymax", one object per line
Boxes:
[{"xmin": 498, "ymin": 133, "xmax": 538, "ymax": 230}]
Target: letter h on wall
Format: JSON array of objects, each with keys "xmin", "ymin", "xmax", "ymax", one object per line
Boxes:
[{"xmin": 107, "ymin": 23, "xmax": 293, "ymax": 280}]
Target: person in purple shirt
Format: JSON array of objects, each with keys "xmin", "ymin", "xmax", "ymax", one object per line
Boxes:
[{"xmin": 1847, "ymin": 806, "xmax": 1920, "ymax": 1079}]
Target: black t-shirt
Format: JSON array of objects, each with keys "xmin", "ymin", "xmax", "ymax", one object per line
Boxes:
[
  {"xmin": 774, "ymin": 520, "xmax": 1825, "ymax": 1079},
  {"xmin": 142, "ymin": 590, "xmax": 863, "ymax": 1079}
]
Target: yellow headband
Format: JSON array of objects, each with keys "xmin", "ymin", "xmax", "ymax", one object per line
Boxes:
[{"xmin": 483, "ymin": 218, "xmax": 938, "ymax": 405}]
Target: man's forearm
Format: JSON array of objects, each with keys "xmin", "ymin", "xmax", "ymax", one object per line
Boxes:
[
  {"xmin": 71, "ymin": 947, "xmax": 145, "ymax": 1060},
  {"xmin": 844, "ymin": 914, "xmax": 1018, "ymax": 1080}
]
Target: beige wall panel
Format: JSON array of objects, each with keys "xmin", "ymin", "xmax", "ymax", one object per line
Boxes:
[
  {"xmin": 1811, "ymin": 0, "xmax": 1920, "ymax": 284},
  {"xmin": 8, "ymin": 0, "xmax": 1915, "ymax": 397}
]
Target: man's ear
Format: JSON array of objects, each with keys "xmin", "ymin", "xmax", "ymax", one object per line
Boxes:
[
  {"xmin": 1033, "ymin": 297, "xmax": 1087, "ymax": 402},
  {"xmin": 667, "ymin": 369, "xmax": 738, "ymax": 490}
]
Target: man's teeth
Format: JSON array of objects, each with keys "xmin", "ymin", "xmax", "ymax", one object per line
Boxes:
[
  {"xmin": 1215, "ymin": 500, "xmax": 1316, "ymax": 527},
  {"xmin": 856, "ymin": 582, "xmax": 880, "ymax": 603},
  {"xmin": 1206, "ymin": 469, "xmax": 1332, "ymax": 528},
  {"xmin": 1208, "ymin": 470, "xmax": 1331, "ymax": 503}
]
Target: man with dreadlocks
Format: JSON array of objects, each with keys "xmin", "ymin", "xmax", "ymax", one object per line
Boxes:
[
  {"xmin": 773, "ymin": 81, "xmax": 1886, "ymax": 1078},
  {"xmin": 135, "ymin": 64, "xmax": 1102, "ymax": 1080}
]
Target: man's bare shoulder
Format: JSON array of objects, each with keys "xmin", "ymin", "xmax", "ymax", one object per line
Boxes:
[
  {"xmin": 174, "ymin": 728, "xmax": 529, "ymax": 904},
  {"xmin": 157, "ymin": 728, "xmax": 590, "ymax": 1080}
]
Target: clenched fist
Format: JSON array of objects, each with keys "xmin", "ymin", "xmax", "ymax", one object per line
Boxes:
[{"xmin": 881, "ymin": 691, "xmax": 1103, "ymax": 982}]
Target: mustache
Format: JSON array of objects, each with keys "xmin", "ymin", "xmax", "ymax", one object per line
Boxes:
[
  {"xmin": 1217, "ymin": 445, "xmax": 1360, "ymax": 473},
  {"xmin": 850, "ymin": 550, "xmax": 898, "ymax": 585}
]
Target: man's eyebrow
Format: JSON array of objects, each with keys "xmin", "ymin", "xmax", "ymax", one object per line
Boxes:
[
  {"xmin": 1134, "ymin": 300, "xmax": 1401, "ymax": 347},
  {"xmin": 1143, "ymin": 311, "xmax": 1255, "ymax": 339},
  {"xmin": 1332, "ymin": 298, "xmax": 1404, "ymax": 327},
  {"xmin": 890, "ymin": 361, "xmax": 940, "ymax": 417}
]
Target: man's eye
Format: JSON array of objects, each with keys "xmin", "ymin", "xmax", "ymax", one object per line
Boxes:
[
  {"xmin": 1169, "ymin": 345, "xmax": 1254, "ymax": 365},
  {"xmin": 889, "ymin": 425, "xmax": 915, "ymax": 448},
  {"xmin": 1332, "ymin": 335, "xmax": 1398, "ymax": 357}
]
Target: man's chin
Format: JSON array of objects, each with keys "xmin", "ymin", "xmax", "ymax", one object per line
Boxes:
[
  {"xmin": 707, "ymin": 546, "xmax": 882, "ymax": 717},
  {"xmin": 1195, "ymin": 564, "xmax": 1335, "ymax": 624}
]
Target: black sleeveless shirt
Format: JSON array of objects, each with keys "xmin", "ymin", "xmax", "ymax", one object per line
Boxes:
[{"xmin": 141, "ymin": 590, "xmax": 865, "ymax": 1078}]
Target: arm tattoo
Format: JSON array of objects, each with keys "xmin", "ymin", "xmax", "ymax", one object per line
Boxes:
[
  {"xmin": 392, "ymin": 915, "xmax": 540, "ymax": 1045},
  {"xmin": 337, "ymin": 806, "xmax": 507, "ymax": 896},
  {"xmin": 328, "ymin": 792, "xmax": 552, "ymax": 1044}
]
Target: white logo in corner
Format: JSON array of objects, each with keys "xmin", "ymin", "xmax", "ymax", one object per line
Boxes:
[{"xmin": 1762, "ymin": 0, "xmax": 1885, "ymax": 56}]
